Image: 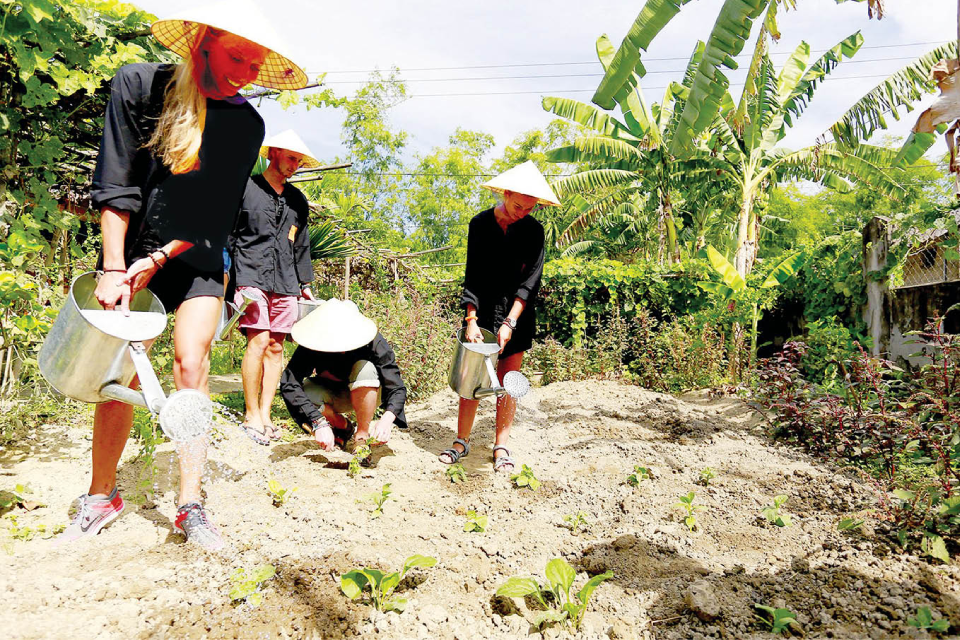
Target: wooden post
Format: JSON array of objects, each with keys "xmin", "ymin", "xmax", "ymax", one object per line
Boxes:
[{"xmin": 344, "ymin": 257, "xmax": 351, "ymax": 300}]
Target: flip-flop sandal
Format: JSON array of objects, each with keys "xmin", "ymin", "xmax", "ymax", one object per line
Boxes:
[
  {"xmin": 241, "ymin": 425, "xmax": 270, "ymax": 446},
  {"xmin": 332, "ymin": 423, "xmax": 354, "ymax": 449},
  {"xmin": 493, "ymin": 445, "xmax": 515, "ymax": 473},
  {"xmin": 439, "ymin": 438, "xmax": 470, "ymax": 465},
  {"xmin": 266, "ymin": 426, "xmax": 282, "ymax": 441}
]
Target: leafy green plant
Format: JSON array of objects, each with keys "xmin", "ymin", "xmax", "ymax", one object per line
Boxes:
[
  {"xmin": 228, "ymin": 565, "xmax": 276, "ymax": 608},
  {"xmin": 446, "ymin": 463, "xmax": 467, "ymax": 484},
  {"xmin": 838, "ymin": 517, "xmax": 865, "ymax": 532},
  {"xmin": 510, "ymin": 464, "xmax": 541, "ymax": 491},
  {"xmin": 4, "ymin": 514, "xmax": 63, "ymax": 542},
  {"xmin": 340, "ymin": 554, "xmax": 437, "ymax": 613},
  {"xmin": 267, "ymin": 479, "xmax": 297, "ymax": 507},
  {"xmin": 698, "ymin": 467, "xmax": 717, "ymax": 486},
  {"xmin": 626, "ymin": 465, "xmax": 651, "ymax": 486},
  {"xmin": 362, "ymin": 483, "xmax": 393, "ymax": 519},
  {"xmin": 674, "ymin": 492, "xmax": 705, "ymax": 531},
  {"xmin": 348, "ymin": 438, "xmax": 375, "ymax": 478},
  {"xmin": 496, "ymin": 558, "xmax": 613, "ymax": 631},
  {"xmin": 464, "ymin": 510, "xmax": 487, "ymax": 533},
  {"xmin": 754, "ymin": 604, "xmax": 797, "ymax": 635},
  {"xmin": 761, "ymin": 495, "xmax": 792, "ymax": 527},
  {"xmin": 907, "ymin": 606, "xmax": 951, "ymax": 633},
  {"xmin": 562, "ymin": 511, "xmax": 590, "ymax": 536},
  {"xmin": 0, "ymin": 484, "xmax": 39, "ymax": 511}
]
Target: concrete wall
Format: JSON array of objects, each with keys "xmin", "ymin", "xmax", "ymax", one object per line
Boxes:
[{"xmin": 862, "ymin": 216, "xmax": 960, "ymax": 367}]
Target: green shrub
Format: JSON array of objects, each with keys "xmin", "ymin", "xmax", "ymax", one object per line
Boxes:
[{"xmin": 799, "ymin": 316, "xmax": 859, "ymax": 386}]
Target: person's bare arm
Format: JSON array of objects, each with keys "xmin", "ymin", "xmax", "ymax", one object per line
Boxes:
[{"xmin": 94, "ymin": 206, "xmax": 131, "ymax": 312}]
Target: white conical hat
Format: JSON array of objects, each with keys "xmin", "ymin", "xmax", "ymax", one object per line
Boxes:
[
  {"xmin": 291, "ymin": 299, "xmax": 378, "ymax": 352},
  {"xmin": 260, "ymin": 129, "xmax": 321, "ymax": 169},
  {"xmin": 480, "ymin": 160, "xmax": 561, "ymax": 207},
  {"xmin": 151, "ymin": 0, "xmax": 308, "ymax": 90}
]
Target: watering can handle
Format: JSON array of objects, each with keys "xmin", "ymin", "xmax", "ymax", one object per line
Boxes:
[{"xmin": 127, "ymin": 341, "xmax": 167, "ymax": 414}]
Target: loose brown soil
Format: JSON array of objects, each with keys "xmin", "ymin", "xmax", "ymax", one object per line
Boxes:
[{"xmin": 0, "ymin": 380, "xmax": 957, "ymax": 639}]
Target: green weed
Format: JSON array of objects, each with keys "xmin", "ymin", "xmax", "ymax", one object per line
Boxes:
[
  {"xmin": 510, "ymin": 464, "xmax": 540, "ymax": 491},
  {"xmin": 698, "ymin": 467, "xmax": 717, "ymax": 486},
  {"xmin": 228, "ymin": 564, "xmax": 276, "ymax": 608},
  {"xmin": 907, "ymin": 606, "xmax": 950, "ymax": 633},
  {"xmin": 753, "ymin": 604, "xmax": 797, "ymax": 635},
  {"xmin": 626, "ymin": 465, "xmax": 651, "ymax": 486},
  {"xmin": 674, "ymin": 492, "xmax": 705, "ymax": 531},
  {"xmin": 761, "ymin": 495, "xmax": 792, "ymax": 527},
  {"xmin": 362, "ymin": 483, "xmax": 393, "ymax": 519},
  {"xmin": 340, "ymin": 554, "xmax": 437, "ymax": 613},
  {"xmin": 348, "ymin": 438, "xmax": 375, "ymax": 478},
  {"xmin": 496, "ymin": 558, "xmax": 613, "ymax": 631},
  {"xmin": 267, "ymin": 479, "xmax": 297, "ymax": 507},
  {"xmin": 446, "ymin": 463, "xmax": 467, "ymax": 484},
  {"xmin": 562, "ymin": 511, "xmax": 589, "ymax": 536},
  {"xmin": 464, "ymin": 510, "xmax": 487, "ymax": 533}
]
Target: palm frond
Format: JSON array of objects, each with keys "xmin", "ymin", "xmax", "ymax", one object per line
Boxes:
[{"xmin": 309, "ymin": 221, "xmax": 356, "ymax": 260}]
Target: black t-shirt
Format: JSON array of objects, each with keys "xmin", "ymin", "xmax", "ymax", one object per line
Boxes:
[
  {"xmin": 461, "ymin": 207, "xmax": 545, "ymax": 356},
  {"xmin": 231, "ymin": 174, "xmax": 314, "ymax": 296},
  {"xmin": 91, "ymin": 63, "xmax": 265, "ymax": 272}
]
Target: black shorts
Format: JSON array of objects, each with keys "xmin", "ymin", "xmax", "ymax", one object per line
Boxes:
[{"xmin": 147, "ymin": 258, "xmax": 224, "ymax": 313}]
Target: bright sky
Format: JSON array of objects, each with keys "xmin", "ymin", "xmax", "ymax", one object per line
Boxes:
[{"xmin": 135, "ymin": 0, "xmax": 958, "ymax": 168}]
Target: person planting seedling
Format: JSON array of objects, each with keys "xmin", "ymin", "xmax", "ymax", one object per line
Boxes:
[{"xmin": 280, "ymin": 299, "xmax": 408, "ymax": 452}]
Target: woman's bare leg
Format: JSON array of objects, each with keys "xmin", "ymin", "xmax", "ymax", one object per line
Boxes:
[
  {"xmin": 493, "ymin": 352, "xmax": 524, "ymax": 464},
  {"xmin": 172, "ymin": 296, "xmax": 221, "ymax": 506}
]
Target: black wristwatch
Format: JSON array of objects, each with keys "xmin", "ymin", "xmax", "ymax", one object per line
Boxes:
[{"xmin": 502, "ymin": 317, "xmax": 517, "ymax": 330}]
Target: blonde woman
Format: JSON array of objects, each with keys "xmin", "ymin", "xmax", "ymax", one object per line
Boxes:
[{"xmin": 56, "ymin": 1, "xmax": 307, "ymax": 551}]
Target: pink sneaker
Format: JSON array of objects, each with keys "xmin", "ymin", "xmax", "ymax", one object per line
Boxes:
[
  {"xmin": 174, "ymin": 502, "xmax": 225, "ymax": 552},
  {"xmin": 53, "ymin": 489, "xmax": 124, "ymax": 546}
]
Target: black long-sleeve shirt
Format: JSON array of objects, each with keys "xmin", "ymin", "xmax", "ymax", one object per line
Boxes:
[
  {"xmin": 280, "ymin": 334, "xmax": 408, "ymax": 429},
  {"xmin": 90, "ymin": 63, "xmax": 265, "ymax": 272},
  {"xmin": 231, "ymin": 174, "xmax": 314, "ymax": 296},
  {"xmin": 461, "ymin": 207, "xmax": 545, "ymax": 356}
]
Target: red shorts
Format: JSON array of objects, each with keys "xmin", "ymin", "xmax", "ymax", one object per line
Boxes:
[{"xmin": 235, "ymin": 286, "xmax": 299, "ymax": 334}]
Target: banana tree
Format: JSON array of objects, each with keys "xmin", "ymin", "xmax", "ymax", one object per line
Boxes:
[
  {"xmin": 698, "ymin": 245, "xmax": 806, "ymax": 372},
  {"xmin": 542, "ymin": 38, "xmax": 733, "ymax": 264}
]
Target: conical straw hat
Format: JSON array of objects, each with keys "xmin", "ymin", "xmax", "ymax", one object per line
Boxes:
[
  {"xmin": 260, "ymin": 129, "xmax": 321, "ymax": 169},
  {"xmin": 291, "ymin": 299, "xmax": 378, "ymax": 352},
  {"xmin": 151, "ymin": 0, "xmax": 308, "ymax": 90},
  {"xmin": 480, "ymin": 160, "xmax": 561, "ymax": 207}
]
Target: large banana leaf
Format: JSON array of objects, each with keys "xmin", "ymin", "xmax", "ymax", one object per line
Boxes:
[
  {"xmin": 670, "ymin": 0, "xmax": 773, "ymax": 157},
  {"xmin": 829, "ymin": 41, "xmax": 958, "ymax": 147},
  {"xmin": 541, "ymin": 96, "xmax": 637, "ymax": 141},
  {"xmin": 309, "ymin": 220, "xmax": 355, "ymax": 260},
  {"xmin": 761, "ymin": 251, "xmax": 806, "ymax": 288},
  {"xmin": 592, "ymin": 0, "xmax": 696, "ymax": 110},
  {"xmin": 704, "ymin": 245, "xmax": 746, "ymax": 291},
  {"xmin": 770, "ymin": 143, "xmax": 906, "ymax": 198},
  {"xmin": 571, "ymin": 136, "xmax": 645, "ymax": 166},
  {"xmin": 778, "ymin": 32, "xmax": 862, "ymax": 131},
  {"xmin": 893, "ymin": 128, "xmax": 945, "ymax": 167},
  {"xmin": 549, "ymin": 169, "xmax": 638, "ymax": 198}
]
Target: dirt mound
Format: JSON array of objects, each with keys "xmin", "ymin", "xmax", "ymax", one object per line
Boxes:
[{"xmin": 0, "ymin": 380, "xmax": 957, "ymax": 639}]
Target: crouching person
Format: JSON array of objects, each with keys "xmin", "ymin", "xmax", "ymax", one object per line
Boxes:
[{"xmin": 280, "ymin": 299, "xmax": 408, "ymax": 450}]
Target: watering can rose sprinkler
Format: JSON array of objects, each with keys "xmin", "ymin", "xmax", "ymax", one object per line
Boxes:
[
  {"xmin": 448, "ymin": 328, "xmax": 530, "ymax": 400},
  {"xmin": 38, "ymin": 272, "xmax": 213, "ymax": 442}
]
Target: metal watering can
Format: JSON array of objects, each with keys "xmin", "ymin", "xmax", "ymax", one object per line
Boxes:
[
  {"xmin": 448, "ymin": 328, "xmax": 530, "ymax": 400},
  {"xmin": 38, "ymin": 272, "xmax": 212, "ymax": 441},
  {"xmin": 214, "ymin": 291, "xmax": 256, "ymax": 342}
]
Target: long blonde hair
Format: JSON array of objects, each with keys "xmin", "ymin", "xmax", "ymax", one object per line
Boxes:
[{"xmin": 146, "ymin": 26, "xmax": 212, "ymax": 174}]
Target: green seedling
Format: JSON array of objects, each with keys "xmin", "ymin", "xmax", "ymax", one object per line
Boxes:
[
  {"xmin": 0, "ymin": 484, "xmax": 42, "ymax": 511},
  {"xmin": 907, "ymin": 606, "xmax": 951, "ymax": 633},
  {"xmin": 267, "ymin": 478, "xmax": 297, "ymax": 507},
  {"xmin": 626, "ymin": 465, "xmax": 651, "ymax": 486},
  {"xmin": 761, "ymin": 495, "xmax": 792, "ymax": 527},
  {"xmin": 446, "ymin": 463, "xmax": 468, "ymax": 484},
  {"xmin": 698, "ymin": 467, "xmax": 717, "ymax": 486},
  {"xmin": 340, "ymin": 554, "xmax": 437, "ymax": 613},
  {"xmin": 837, "ymin": 517, "xmax": 864, "ymax": 532},
  {"xmin": 496, "ymin": 558, "xmax": 613, "ymax": 631},
  {"xmin": 5, "ymin": 514, "xmax": 63, "ymax": 542},
  {"xmin": 510, "ymin": 464, "xmax": 541, "ymax": 491},
  {"xmin": 753, "ymin": 604, "xmax": 797, "ymax": 635},
  {"xmin": 228, "ymin": 564, "xmax": 276, "ymax": 608},
  {"xmin": 464, "ymin": 510, "xmax": 487, "ymax": 533},
  {"xmin": 362, "ymin": 483, "xmax": 393, "ymax": 519},
  {"xmin": 347, "ymin": 439, "xmax": 375, "ymax": 478},
  {"xmin": 562, "ymin": 511, "xmax": 589, "ymax": 536},
  {"xmin": 674, "ymin": 492, "xmax": 705, "ymax": 531}
]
